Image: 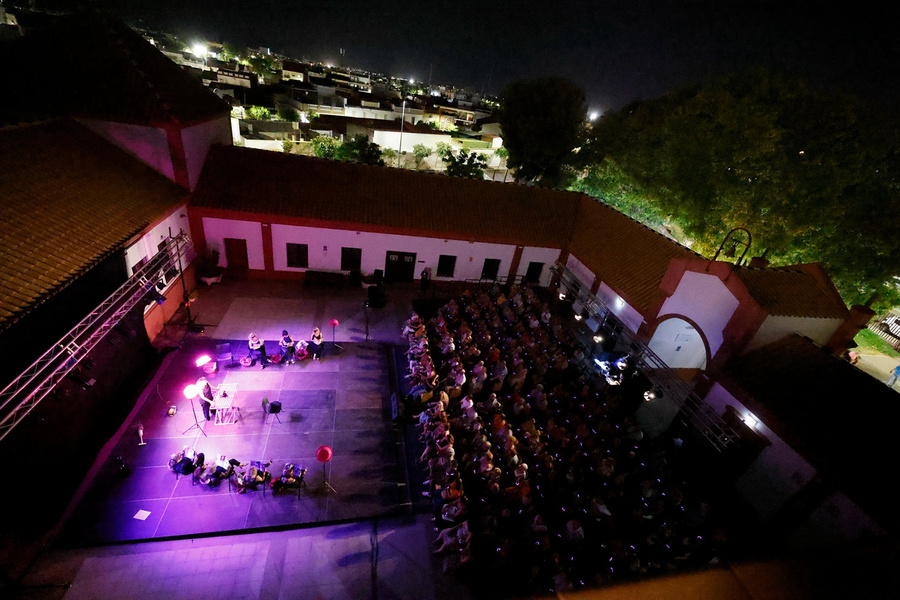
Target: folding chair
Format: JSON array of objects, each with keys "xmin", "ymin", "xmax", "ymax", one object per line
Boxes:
[
  {"xmin": 262, "ymin": 398, "xmax": 282, "ymax": 423},
  {"xmin": 215, "ymin": 343, "xmax": 236, "ymax": 368}
]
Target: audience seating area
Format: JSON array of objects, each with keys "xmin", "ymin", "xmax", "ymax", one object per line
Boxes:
[{"xmin": 406, "ymin": 284, "xmax": 729, "ymax": 595}]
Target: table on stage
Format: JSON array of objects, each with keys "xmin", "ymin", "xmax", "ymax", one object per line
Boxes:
[{"xmin": 211, "ymin": 383, "xmax": 239, "ymax": 425}]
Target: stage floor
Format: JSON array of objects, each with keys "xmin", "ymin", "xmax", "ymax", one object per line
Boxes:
[{"xmin": 60, "ymin": 337, "xmax": 410, "ymax": 545}]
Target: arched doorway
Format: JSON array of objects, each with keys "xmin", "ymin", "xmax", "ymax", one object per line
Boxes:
[{"xmin": 647, "ymin": 317, "xmax": 709, "ymax": 370}]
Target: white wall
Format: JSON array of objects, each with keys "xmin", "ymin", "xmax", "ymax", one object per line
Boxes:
[
  {"xmin": 705, "ymin": 383, "xmax": 817, "ymax": 521},
  {"xmin": 202, "ymin": 217, "xmax": 266, "ymax": 269},
  {"xmin": 343, "ymin": 106, "xmax": 396, "ymax": 120},
  {"xmin": 182, "ymin": 116, "xmax": 232, "ymax": 190},
  {"xmin": 78, "ymin": 118, "xmax": 174, "ymax": 182},
  {"xmin": 243, "ymin": 139, "xmax": 284, "ymax": 151},
  {"xmin": 657, "ymin": 271, "xmax": 740, "ymax": 358},
  {"xmin": 373, "ymin": 130, "xmax": 452, "ymax": 153},
  {"xmin": 596, "ymin": 282, "xmax": 645, "ymax": 333},
  {"xmin": 647, "ymin": 317, "xmax": 708, "ymax": 369},
  {"xmin": 563, "ymin": 254, "xmax": 646, "ymax": 332},
  {"xmin": 124, "ymin": 205, "xmax": 190, "ymax": 275},
  {"xmin": 516, "ymin": 247, "xmax": 562, "ymax": 287},
  {"xmin": 746, "ymin": 315, "xmax": 843, "ymax": 353},
  {"xmin": 269, "ymin": 224, "xmax": 523, "ymax": 280},
  {"xmin": 564, "ymin": 254, "xmax": 595, "ymax": 289}
]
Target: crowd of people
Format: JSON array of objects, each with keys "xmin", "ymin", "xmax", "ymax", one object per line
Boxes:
[
  {"xmin": 406, "ymin": 284, "xmax": 728, "ymax": 595},
  {"xmin": 168, "ymin": 448, "xmax": 306, "ymax": 494}
]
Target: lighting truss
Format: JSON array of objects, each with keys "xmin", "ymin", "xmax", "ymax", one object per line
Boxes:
[
  {"xmin": 551, "ymin": 263, "xmax": 737, "ymax": 452},
  {"xmin": 0, "ymin": 233, "xmax": 194, "ymax": 443}
]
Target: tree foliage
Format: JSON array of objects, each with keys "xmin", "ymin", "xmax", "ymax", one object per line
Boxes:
[
  {"xmin": 246, "ymin": 54, "xmax": 276, "ymax": 76},
  {"xmin": 412, "ymin": 143, "xmax": 432, "ymax": 169},
  {"xmin": 442, "ymin": 149, "xmax": 487, "ymax": 179},
  {"xmin": 246, "ymin": 105, "xmax": 271, "ymax": 120},
  {"xmin": 381, "ymin": 147, "xmax": 398, "ymax": 165},
  {"xmin": 311, "ymin": 135, "xmax": 385, "ymax": 166},
  {"xmin": 499, "ymin": 77, "xmax": 587, "ymax": 188},
  {"xmin": 277, "ymin": 106, "xmax": 300, "ymax": 122},
  {"xmin": 338, "ymin": 134, "xmax": 386, "ymax": 166},
  {"xmin": 580, "ymin": 69, "xmax": 900, "ymax": 310},
  {"xmin": 311, "ymin": 135, "xmax": 340, "ymax": 160}
]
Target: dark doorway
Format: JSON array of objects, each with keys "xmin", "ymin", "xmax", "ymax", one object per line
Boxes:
[
  {"xmin": 341, "ymin": 247, "xmax": 362, "ymax": 271},
  {"xmin": 481, "ymin": 258, "xmax": 501, "ymax": 280},
  {"xmin": 524, "ymin": 261, "xmax": 544, "ymax": 283},
  {"xmin": 384, "ymin": 250, "xmax": 416, "ymax": 282},
  {"xmin": 224, "ymin": 238, "xmax": 249, "ymax": 278}
]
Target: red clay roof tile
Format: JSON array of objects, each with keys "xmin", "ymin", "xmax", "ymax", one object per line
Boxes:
[{"xmin": 0, "ymin": 119, "xmax": 187, "ymax": 330}]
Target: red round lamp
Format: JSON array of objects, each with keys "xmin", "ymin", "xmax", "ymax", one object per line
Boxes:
[{"xmin": 316, "ymin": 445, "xmax": 333, "ymax": 463}]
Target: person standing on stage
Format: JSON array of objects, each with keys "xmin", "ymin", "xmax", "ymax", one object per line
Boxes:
[
  {"xmin": 196, "ymin": 377, "xmax": 217, "ymax": 421},
  {"xmin": 279, "ymin": 330, "xmax": 296, "ymax": 364},
  {"xmin": 310, "ymin": 326, "xmax": 324, "ymax": 361}
]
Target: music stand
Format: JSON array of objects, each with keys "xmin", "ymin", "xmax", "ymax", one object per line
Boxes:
[
  {"xmin": 182, "ymin": 384, "xmax": 207, "ymax": 437},
  {"xmin": 329, "ymin": 319, "xmax": 343, "ymax": 351},
  {"xmin": 316, "ymin": 445, "xmax": 337, "ymax": 494}
]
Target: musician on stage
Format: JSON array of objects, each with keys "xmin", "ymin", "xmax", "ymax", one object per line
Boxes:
[{"xmin": 196, "ymin": 376, "xmax": 218, "ymax": 421}]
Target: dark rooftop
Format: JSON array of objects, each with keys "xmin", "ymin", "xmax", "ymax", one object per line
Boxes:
[
  {"xmin": 723, "ymin": 334, "xmax": 900, "ymax": 532},
  {"xmin": 0, "ymin": 119, "xmax": 187, "ymax": 330},
  {"xmin": 1, "ymin": 12, "xmax": 230, "ymax": 126}
]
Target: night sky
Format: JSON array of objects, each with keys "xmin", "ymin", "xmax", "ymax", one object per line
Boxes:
[{"xmin": 108, "ymin": 0, "xmax": 900, "ymax": 111}]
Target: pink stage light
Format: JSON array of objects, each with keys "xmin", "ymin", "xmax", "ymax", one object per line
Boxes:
[
  {"xmin": 183, "ymin": 384, "xmax": 198, "ymax": 399},
  {"xmin": 195, "ymin": 355, "xmax": 212, "ymax": 367}
]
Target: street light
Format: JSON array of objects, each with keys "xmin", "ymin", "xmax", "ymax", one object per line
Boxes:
[{"xmin": 397, "ymin": 100, "xmax": 406, "ymax": 167}]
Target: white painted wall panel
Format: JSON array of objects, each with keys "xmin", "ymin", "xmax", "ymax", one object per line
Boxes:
[
  {"xmin": 705, "ymin": 384, "xmax": 817, "ymax": 520},
  {"xmin": 202, "ymin": 218, "xmax": 265, "ymax": 270},
  {"xmin": 269, "ymin": 224, "xmax": 519, "ymax": 279},
  {"xmin": 657, "ymin": 271, "xmax": 740, "ymax": 358},
  {"xmin": 747, "ymin": 315, "xmax": 842, "ymax": 353}
]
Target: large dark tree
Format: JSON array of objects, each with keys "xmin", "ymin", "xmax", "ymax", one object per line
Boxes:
[
  {"xmin": 441, "ymin": 149, "xmax": 487, "ymax": 179},
  {"xmin": 576, "ymin": 70, "xmax": 900, "ymax": 310},
  {"xmin": 338, "ymin": 134, "xmax": 386, "ymax": 166},
  {"xmin": 499, "ymin": 77, "xmax": 587, "ymax": 188}
]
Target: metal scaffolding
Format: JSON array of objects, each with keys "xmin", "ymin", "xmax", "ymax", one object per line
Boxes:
[{"xmin": 0, "ymin": 233, "xmax": 194, "ymax": 443}]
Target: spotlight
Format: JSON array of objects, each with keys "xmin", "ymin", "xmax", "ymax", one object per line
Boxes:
[
  {"xmin": 144, "ymin": 282, "xmax": 166, "ymax": 305},
  {"xmin": 137, "ymin": 423, "xmax": 146, "ymax": 446},
  {"xmin": 574, "ymin": 314, "xmax": 583, "ymax": 321},
  {"xmin": 593, "ymin": 335, "xmax": 603, "ymax": 343},
  {"xmin": 195, "ymin": 355, "xmax": 212, "ymax": 367},
  {"xmin": 167, "ymin": 406, "xmax": 177, "ymax": 416},
  {"xmin": 559, "ymin": 292, "xmax": 566, "ymax": 300},
  {"xmin": 183, "ymin": 384, "xmax": 198, "ymax": 399}
]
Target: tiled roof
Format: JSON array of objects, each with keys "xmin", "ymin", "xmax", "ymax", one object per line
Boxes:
[
  {"xmin": 191, "ymin": 145, "xmax": 580, "ymax": 247},
  {"xmin": 0, "ymin": 119, "xmax": 187, "ymax": 330},
  {"xmin": 1, "ymin": 13, "xmax": 230, "ymax": 126},
  {"xmin": 733, "ymin": 264, "xmax": 848, "ymax": 319},
  {"xmin": 567, "ymin": 200, "xmax": 699, "ymax": 313},
  {"xmin": 723, "ymin": 334, "xmax": 900, "ymax": 531}
]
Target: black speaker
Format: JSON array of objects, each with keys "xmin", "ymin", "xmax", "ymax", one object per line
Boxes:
[
  {"xmin": 374, "ymin": 269, "xmax": 383, "ymax": 284},
  {"xmin": 367, "ymin": 284, "xmax": 386, "ymax": 308},
  {"xmin": 268, "ymin": 400, "xmax": 282, "ymax": 414}
]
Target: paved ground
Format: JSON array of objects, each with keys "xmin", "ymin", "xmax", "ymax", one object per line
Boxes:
[
  {"xmin": 855, "ymin": 351, "xmax": 900, "ymax": 388},
  {"xmin": 8, "ymin": 276, "xmax": 899, "ymax": 600},
  {"xmin": 10, "ymin": 278, "xmax": 473, "ymax": 600}
]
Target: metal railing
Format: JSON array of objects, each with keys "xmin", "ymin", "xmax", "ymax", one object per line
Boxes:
[
  {"xmin": 0, "ymin": 233, "xmax": 194, "ymax": 443},
  {"xmin": 551, "ymin": 263, "xmax": 737, "ymax": 452}
]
